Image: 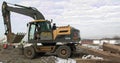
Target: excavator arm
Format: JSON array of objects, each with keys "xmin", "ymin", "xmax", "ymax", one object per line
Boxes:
[{"xmin": 2, "ymin": 1, "xmax": 45, "ymax": 43}]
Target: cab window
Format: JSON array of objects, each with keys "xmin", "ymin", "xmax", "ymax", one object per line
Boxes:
[
  {"xmin": 29, "ymin": 24, "xmax": 36, "ymax": 40},
  {"xmin": 37, "ymin": 22, "xmax": 51, "ymax": 31}
]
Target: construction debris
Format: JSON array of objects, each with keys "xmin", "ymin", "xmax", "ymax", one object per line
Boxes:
[
  {"xmin": 103, "ymin": 43, "xmax": 120, "ymax": 54},
  {"xmin": 77, "ymin": 45, "xmax": 120, "ymax": 62},
  {"xmin": 76, "ymin": 59, "xmax": 119, "ymax": 63}
]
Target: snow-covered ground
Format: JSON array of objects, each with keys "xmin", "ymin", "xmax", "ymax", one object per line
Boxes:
[
  {"xmin": 82, "ymin": 55, "xmax": 103, "ymax": 60},
  {"xmin": 56, "ymin": 57, "xmax": 76, "ymax": 63}
]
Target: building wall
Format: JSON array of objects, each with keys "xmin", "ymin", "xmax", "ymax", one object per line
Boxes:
[
  {"xmin": 93, "ymin": 40, "xmax": 116, "ymax": 45},
  {"xmin": 82, "ymin": 39, "xmax": 120, "ymax": 45}
]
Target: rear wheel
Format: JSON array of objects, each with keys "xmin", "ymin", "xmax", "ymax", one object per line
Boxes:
[
  {"xmin": 56, "ymin": 46, "xmax": 71, "ymax": 59},
  {"xmin": 24, "ymin": 46, "xmax": 36, "ymax": 59}
]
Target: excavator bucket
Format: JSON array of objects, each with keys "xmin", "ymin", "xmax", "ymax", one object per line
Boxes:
[{"xmin": 12, "ymin": 33, "xmax": 25, "ymax": 43}]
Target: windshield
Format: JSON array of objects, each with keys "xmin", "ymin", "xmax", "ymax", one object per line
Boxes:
[
  {"xmin": 36, "ymin": 21, "xmax": 51, "ymax": 31},
  {"xmin": 46, "ymin": 22, "xmax": 51, "ymax": 30}
]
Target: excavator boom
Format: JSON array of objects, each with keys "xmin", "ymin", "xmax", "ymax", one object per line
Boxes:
[{"xmin": 2, "ymin": 1, "xmax": 45, "ymax": 43}]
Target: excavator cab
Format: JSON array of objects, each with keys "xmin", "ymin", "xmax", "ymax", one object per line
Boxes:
[{"xmin": 28, "ymin": 20, "xmax": 53, "ymax": 41}]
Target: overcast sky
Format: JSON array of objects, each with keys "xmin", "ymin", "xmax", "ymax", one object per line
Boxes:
[{"xmin": 0, "ymin": 0, "xmax": 120, "ymax": 39}]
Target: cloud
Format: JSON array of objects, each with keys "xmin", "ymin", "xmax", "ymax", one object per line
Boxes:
[
  {"xmin": 54, "ymin": 0, "xmax": 120, "ymax": 39},
  {"xmin": 19, "ymin": 0, "xmax": 120, "ymax": 39},
  {"xmin": 0, "ymin": 0, "xmax": 120, "ymax": 39},
  {"xmin": 19, "ymin": 0, "xmax": 66, "ymax": 20}
]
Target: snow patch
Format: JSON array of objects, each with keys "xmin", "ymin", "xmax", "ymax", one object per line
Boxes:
[{"xmin": 56, "ymin": 57, "xmax": 76, "ymax": 63}]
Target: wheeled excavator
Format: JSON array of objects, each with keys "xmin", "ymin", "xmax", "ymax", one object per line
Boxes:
[{"xmin": 2, "ymin": 1, "xmax": 81, "ymax": 59}]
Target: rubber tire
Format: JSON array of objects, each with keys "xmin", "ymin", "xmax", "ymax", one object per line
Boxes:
[
  {"xmin": 24, "ymin": 47, "xmax": 36, "ymax": 59},
  {"xmin": 56, "ymin": 46, "xmax": 71, "ymax": 59}
]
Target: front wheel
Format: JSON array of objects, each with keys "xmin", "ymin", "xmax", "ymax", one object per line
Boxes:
[
  {"xmin": 24, "ymin": 46, "xmax": 36, "ymax": 59},
  {"xmin": 56, "ymin": 46, "xmax": 71, "ymax": 59}
]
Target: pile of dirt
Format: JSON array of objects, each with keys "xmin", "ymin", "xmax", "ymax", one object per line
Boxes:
[{"xmin": 0, "ymin": 48, "xmax": 56, "ymax": 63}]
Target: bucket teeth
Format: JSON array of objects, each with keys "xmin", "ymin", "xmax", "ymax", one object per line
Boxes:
[{"xmin": 12, "ymin": 32, "xmax": 26, "ymax": 43}]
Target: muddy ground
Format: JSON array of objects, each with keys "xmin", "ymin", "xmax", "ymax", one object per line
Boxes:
[
  {"xmin": 0, "ymin": 46, "xmax": 83, "ymax": 63},
  {"xmin": 0, "ymin": 47, "xmax": 57, "ymax": 63},
  {"xmin": 0, "ymin": 45, "xmax": 118, "ymax": 63}
]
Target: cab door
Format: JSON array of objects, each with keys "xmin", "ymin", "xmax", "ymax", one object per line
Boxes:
[{"xmin": 28, "ymin": 23, "xmax": 36, "ymax": 40}]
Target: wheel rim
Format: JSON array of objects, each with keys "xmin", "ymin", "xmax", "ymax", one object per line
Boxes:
[
  {"xmin": 61, "ymin": 49, "xmax": 67, "ymax": 55},
  {"xmin": 27, "ymin": 50, "xmax": 32, "ymax": 56}
]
